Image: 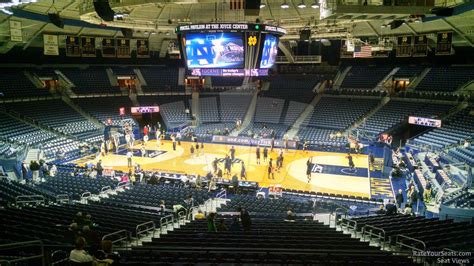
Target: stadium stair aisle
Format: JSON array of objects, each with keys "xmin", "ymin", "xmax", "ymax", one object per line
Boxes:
[{"xmin": 122, "ymin": 217, "xmax": 417, "ymax": 265}]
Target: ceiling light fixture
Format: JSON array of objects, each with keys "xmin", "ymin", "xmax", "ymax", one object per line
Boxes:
[
  {"xmin": 260, "ymin": 1, "xmax": 266, "ymax": 8},
  {"xmin": 311, "ymin": 1, "xmax": 320, "ymax": 8},
  {"xmin": 297, "ymin": 1, "xmax": 306, "ymax": 8},
  {"xmin": 281, "ymin": 2, "xmax": 289, "ymax": 8}
]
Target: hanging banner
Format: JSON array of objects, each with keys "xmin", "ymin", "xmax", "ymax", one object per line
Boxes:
[
  {"xmin": 116, "ymin": 39, "xmax": 131, "ymax": 58},
  {"xmin": 9, "ymin": 20, "xmax": 22, "ymax": 42},
  {"xmin": 396, "ymin": 35, "xmax": 412, "ymax": 57},
  {"xmin": 81, "ymin": 37, "xmax": 96, "ymax": 57},
  {"xmin": 65, "ymin": 36, "xmax": 81, "ymax": 57},
  {"xmin": 43, "ymin": 34, "xmax": 59, "ymax": 55},
  {"xmin": 136, "ymin": 39, "xmax": 150, "ymax": 58},
  {"xmin": 340, "ymin": 40, "xmax": 353, "ymax": 58},
  {"xmin": 436, "ymin": 31, "xmax": 453, "ymax": 55},
  {"xmin": 413, "ymin": 35, "xmax": 428, "ymax": 57},
  {"xmin": 102, "ymin": 38, "xmax": 116, "ymax": 58}
]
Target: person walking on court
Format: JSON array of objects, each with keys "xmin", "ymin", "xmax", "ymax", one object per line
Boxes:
[
  {"xmin": 306, "ymin": 158, "xmax": 312, "ymax": 183},
  {"xmin": 347, "ymin": 153, "xmax": 355, "ymax": 170},
  {"xmin": 212, "ymin": 158, "xmax": 219, "ymax": 173},
  {"xmin": 126, "ymin": 149, "xmax": 133, "ymax": 168},
  {"xmin": 171, "ymin": 134, "xmax": 177, "ymax": 151},
  {"xmin": 190, "ymin": 145, "xmax": 195, "ymax": 158},
  {"xmin": 224, "ymin": 155, "xmax": 232, "ymax": 176},
  {"xmin": 268, "ymin": 158, "xmax": 274, "ymax": 179},
  {"xmin": 240, "ymin": 162, "xmax": 247, "ymax": 180},
  {"xmin": 256, "ymin": 145, "xmax": 261, "ymax": 165},
  {"xmin": 270, "ymin": 138, "xmax": 275, "ymax": 151},
  {"xmin": 263, "ymin": 147, "xmax": 268, "ymax": 162}
]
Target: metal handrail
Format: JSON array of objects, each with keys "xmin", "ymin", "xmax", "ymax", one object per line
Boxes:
[
  {"xmin": 135, "ymin": 221, "xmax": 155, "ymax": 245},
  {"xmin": 395, "ymin": 234, "xmax": 426, "ymax": 263},
  {"xmin": 102, "ymin": 229, "xmax": 130, "ymax": 246},
  {"xmin": 362, "ymin": 224, "xmax": 386, "ymax": 249},
  {"xmin": 0, "ymin": 240, "xmax": 45, "ymax": 266},
  {"xmin": 117, "ymin": 181, "xmax": 129, "ymax": 189},
  {"xmin": 55, "ymin": 194, "xmax": 69, "ymax": 203},
  {"xmin": 15, "ymin": 195, "xmax": 45, "ymax": 205},
  {"xmin": 330, "ymin": 207, "xmax": 348, "ymax": 228},
  {"xmin": 80, "ymin": 191, "xmax": 91, "ymax": 204},
  {"xmin": 50, "ymin": 250, "xmax": 68, "ymax": 266},
  {"xmin": 159, "ymin": 214, "xmax": 174, "ymax": 233},
  {"xmin": 100, "ymin": 185, "xmax": 112, "ymax": 193},
  {"xmin": 396, "ymin": 234, "xmax": 426, "ymax": 251},
  {"xmin": 187, "ymin": 206, "xmax": 198, "ymax": 221},
  {"xmin": 216, "ymin": 188, "xmax": 227, "ymax": 199}
]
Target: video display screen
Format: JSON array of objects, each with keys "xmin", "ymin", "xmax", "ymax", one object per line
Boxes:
[
  {"xmin": 260, "ymin": 34, "xmax": 278, "ymax": 68},
  {"xmin": 184, "ymin": 32, "xmax": 244, "ymax": 69}
]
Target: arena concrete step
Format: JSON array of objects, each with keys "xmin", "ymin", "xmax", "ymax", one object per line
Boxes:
[
  {"xmin": 286, "ymin": 93, "xmax": 322, "ymax": 138},
  {"xmin": 333, "ymin": 66, "xmax": 351, "ymax": 90},
  {"xmin": 230, "ymin": 90, "xmax": 258, "ymax": 136}
]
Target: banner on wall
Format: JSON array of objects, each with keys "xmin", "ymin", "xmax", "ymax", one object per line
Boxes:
[
  {"xmin": 116, "ymin": 39, "xmax": 131, "ymax": 58},
  {"xmin": 436, "ymin": 31, "xmax": 453, "ymax": 55},
  {"xmin": 413, "ymin": 35, "xmax": 428, "ymax": 57},
  {"xmin": 9, "ymin": 20, "xmax": 22, "ymax": 42},
  {"xmin": 65, "ymin": 36, "xmax": 81, "ymax": 57},
  {"xmin": 43, "ymin": 34, "xmax": 59, "ymax": 55},
  {"xmin": 81, "ymin": 37, "xmax": 96, "ymax": 57},
  {"xmin": 102, "ymin": 38, "xmax": 116, "ymax": 58},
  {"xmin": 396, "ymin": 35, "xmax": 412, "ymax": 57},
  {"xmin": 136, "ymin": 39, "xmax": 150, "ymax": 58}
]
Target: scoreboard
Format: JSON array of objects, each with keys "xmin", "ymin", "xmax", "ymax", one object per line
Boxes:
[{"xmin": 176, "ymin": 23, "xmax": 286, "ymax": 77}]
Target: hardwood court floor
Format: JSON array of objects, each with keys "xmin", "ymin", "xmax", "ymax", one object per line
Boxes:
[{"xmin": 75, "ymin": 140, "xmax": 371, "ymax": 198}]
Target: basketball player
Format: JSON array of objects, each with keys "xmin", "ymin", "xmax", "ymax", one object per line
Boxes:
[
  {"xmin": 347, "ymin": 153, "xmax": 355, "ymax": 170},
  {"xmin": 240, "ymin": 162, "xmax": 247, "ymax": 180},
  {"xmin": 263, "ymin": 147, "xmax": 268, "ymax": 162},
  {"xmin": 156, "ymin": 130, "xmax": 161, "ymax": 147},
  {"xmin": 230, "ymin": 146, "xmax": 236, "ymax": 161},
  {"xmin": 268, "ymin": 158, "xmax": 274, "ymax": 179},
  {"xmin": 256, "ymin": 145, "xmax": 261, "ymax": 165}
]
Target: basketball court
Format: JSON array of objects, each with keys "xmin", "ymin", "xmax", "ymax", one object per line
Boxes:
[{"xmin": 74, "ymin": 140, "xmax": 372, "ymax": 198}]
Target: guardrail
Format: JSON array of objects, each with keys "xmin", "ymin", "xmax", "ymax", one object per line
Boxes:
[
  {"xmin": 135, "ymin": 221, "xmax": 155, "ymax": 245},
  {"xmin": 0, "ymin": 240, "xmax": 45, "ymax": 266},
  {"xmin": 100, "ymin": 185, "xmax": 112, "ymax": 196},
  {"xmin": 117, "ymin": 182, "xmax": 130, "ymax": 189},
  {"xmin": 15, "ymin": 195, "xmax": 45, "ymax": 206},
  {"xmin": 216, "ymin": 189, "xmax": 227, "ymax": 199},
  {"xmin": 395, "ymin": 234, "xmax": 426, "ymax": 263},
  {"xmin": 329, "ymin": 207, "xmax": 348, "ymax": 228},
  {"xmin": 187, "ymin": 206, "xmax": 199, "ymax": 221},
  {"xmin": 55, "ymin": 194, "xmax": 69, "ymax": 204},
  {"xmin": 50, "ymin": 250, "xmax": 68, "ymax": 266},
  {"xmin": 362, "ymin": 224, "xmax": 386, "ymax": 249},
  {"xmin": 102, "ymin": 229, "xmax": 131, "ymax": 247},
  {"xmin": 159, "ymin": 214, "xmax": 174, "ymax": 233},
  {"xmin": 80, "ymin": 191, "xmax": 91, "ymax": 203}
]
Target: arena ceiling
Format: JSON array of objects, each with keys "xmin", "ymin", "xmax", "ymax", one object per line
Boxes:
[{"xmin": 0, "ymin": 0, "xmax": 473, "ymax": 54}]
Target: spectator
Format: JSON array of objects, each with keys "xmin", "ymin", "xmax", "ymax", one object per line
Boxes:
[
  {"xmin": 238, "ymin": 207, "xmax": 252, "ymax": 231},
  {"xmin": 375, "ymin": 205, "xmax": 386, "ymax": 215},
  {"xmin": 65, "ymin": 223, "xmax": 79, "ymax": 245},
  {"xmin": 81, "ymin": 225, "xmax": 100, "ymax": 254},
  {"xmin": 385, "ymin": 200, "xmax": 398, "ymax": 215},
  {"xmin": 286, "ymin": 208, "xmax": 295, "ymax": 221},
  {"xmin": 21, "ymin": 160, "xmax": 29, "ymax": 182},
  {"xmin": 49, "ymin": 164, "xmax": 57, "ymax": 177},
  {"xmin": 216, "ymin": 219, "xmax": 228, "ymax": 231},
  {"xmin": 96, "ymin": 160, "xmax": 104, "ymax": 176},
  {"xmin": 29, "ymin": 160, "xmax": 40, "ymax": 183},
  {"xmin": 207, "ymin": 212, "xmax": 217, "ymax": 232},
  {"xmin": 69, "ymin": 237, "xmax": 94, "ymax": 264},
  {"xmin": 159, "ymin": 200, "xmax": 166, "ymax": 215},
  {"xmin": 194, "ymin": 210, "xmax": 205, "ymax": 220},
  {"xmin": 95, "ymin": 240, "xmax": 121, "ymax": 265},
  {"xmin": 229, "ymin": 216, "xmax": 241, "ymax": 232},
  {"xmin": 395, "ymin": 189, "xmax": 404, "ymax": 209}
]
